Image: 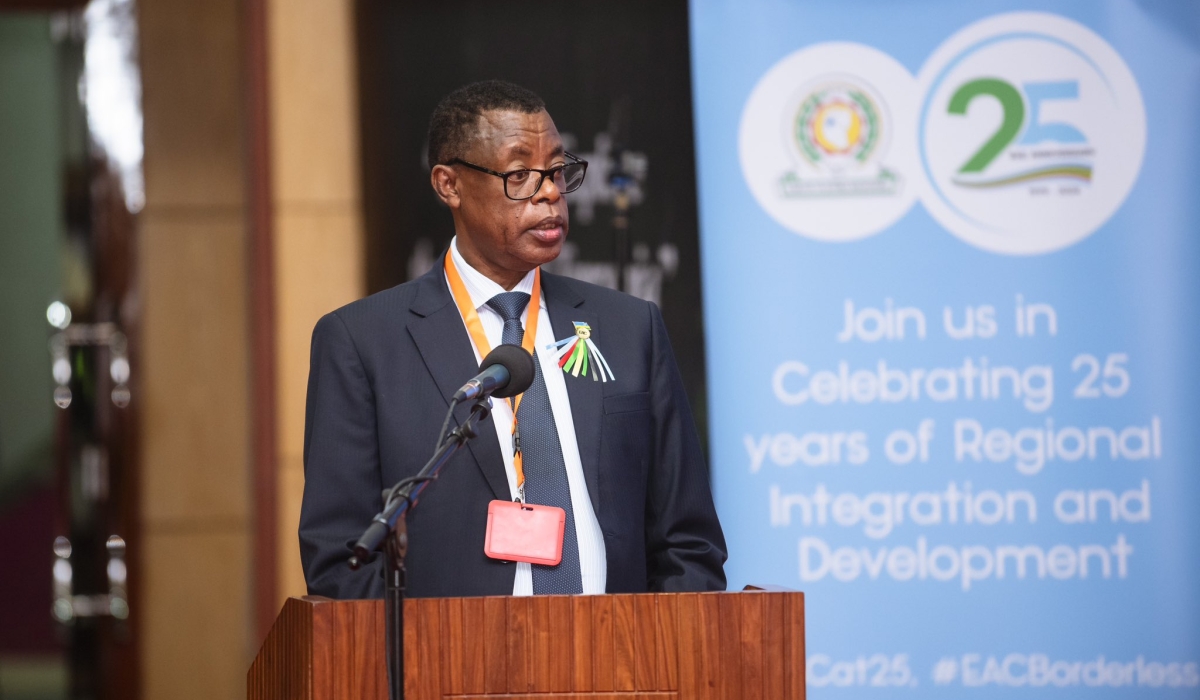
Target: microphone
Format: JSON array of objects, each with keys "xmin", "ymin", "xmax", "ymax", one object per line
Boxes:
[
  {"xmin": 350, "ymin": 349, "xmax": 528, "ymax": 569},
  {"xmin": 452, "ymin": 344, "xmax": 535, "ymax": 402}
]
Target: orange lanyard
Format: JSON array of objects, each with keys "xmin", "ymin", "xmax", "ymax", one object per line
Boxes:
[{"xmin": 444, "ymin": 253, "xmax": 541, "ymax": 493}]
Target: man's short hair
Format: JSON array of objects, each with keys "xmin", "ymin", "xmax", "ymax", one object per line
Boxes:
[{"xmin": 427, "ymin": 80, "xmax": 547, "ymax": 167}]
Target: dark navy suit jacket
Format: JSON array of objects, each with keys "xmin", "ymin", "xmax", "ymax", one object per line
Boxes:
[{"xmin": 299, "ymin": 259, "xmax": 727, "ymax": 599}]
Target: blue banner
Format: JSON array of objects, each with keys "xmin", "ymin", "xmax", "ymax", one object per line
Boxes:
[{"xmin": 691, "ymin": 1, "xmax": 1200, "ymax": 695}]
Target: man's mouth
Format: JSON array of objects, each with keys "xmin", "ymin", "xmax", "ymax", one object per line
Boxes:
[{"xmin": 527, "ymin": 216, "xmax": 565, "ymax": 243}]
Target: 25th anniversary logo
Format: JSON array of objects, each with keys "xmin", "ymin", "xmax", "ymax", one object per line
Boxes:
[{"xmin": 739, "ymin": 12, "xmax": 1146, "ymax": 255}]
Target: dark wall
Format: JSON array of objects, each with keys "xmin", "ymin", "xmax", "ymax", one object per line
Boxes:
[{"xmin": 355, "ymin": 0, "xmax": 709, "ymax": 450}]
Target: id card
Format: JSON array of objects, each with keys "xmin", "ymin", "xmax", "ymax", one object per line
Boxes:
[{"xmin": 483, "ymin": 500, "xmax": 565, "ymax": 566}]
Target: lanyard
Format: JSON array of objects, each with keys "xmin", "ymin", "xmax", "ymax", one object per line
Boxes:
[{"xmin": 444, "ymin": 253, "xmax": 541, "ymax": 496}]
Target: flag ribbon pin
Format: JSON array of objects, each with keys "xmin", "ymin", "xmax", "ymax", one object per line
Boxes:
[{"xmin": 548, "ymin": 322, "xmax": 615, "ymax": 381}]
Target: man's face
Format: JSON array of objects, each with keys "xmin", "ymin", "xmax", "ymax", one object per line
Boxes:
[{"xmin": 437, "ymin": 109, "xmax": 570, "ymax": 281}]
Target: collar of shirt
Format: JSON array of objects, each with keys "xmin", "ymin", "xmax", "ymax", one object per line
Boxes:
[{"xmin": 448, "ymin": 236, "xmax": 536, "ymax": 314}]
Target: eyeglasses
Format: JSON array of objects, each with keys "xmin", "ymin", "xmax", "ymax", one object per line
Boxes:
[{"xmin": 447, "ymin": 153, "xmax": 588, "ymax": 201}]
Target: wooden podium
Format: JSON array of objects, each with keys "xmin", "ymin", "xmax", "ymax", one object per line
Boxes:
[{"xmin": 248, "ymin": 591, "xmax": 805, "ymax": 699}]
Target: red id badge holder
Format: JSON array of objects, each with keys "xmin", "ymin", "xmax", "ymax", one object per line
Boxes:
[{"xmin": 484, "ymin": 500, "xmax": 566, "ymax": 566}]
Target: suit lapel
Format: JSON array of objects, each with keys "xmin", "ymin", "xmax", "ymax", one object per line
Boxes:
[
  {"xmin": 541, "ymin": 273, "xmax": 602, "ymax": 518},
  {"xmin": 407, "ymin": 261, "xmax": 510, "ymax": 501}
]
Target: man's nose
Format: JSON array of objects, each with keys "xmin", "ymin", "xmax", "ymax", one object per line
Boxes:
[{"xmin": 532, "ymin": 172, "xmax": 562, "ymax": 204}]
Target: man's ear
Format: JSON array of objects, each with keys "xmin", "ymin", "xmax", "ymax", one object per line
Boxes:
[{"xmin": 430, "ymin": 164, "xmax": 461, "ymax": 209}]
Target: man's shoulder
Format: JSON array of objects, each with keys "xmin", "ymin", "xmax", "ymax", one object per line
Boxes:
[
  {"xmin": 315, "ymin": 277, "xmax": 427, "ymax": 337},
  {"xmin": 312, "ymin": 268, "xmax": 659, "ymax": 339},
  {"xmin": 542, "ymin": 270, "xmax": 655, "ymax": 316}
]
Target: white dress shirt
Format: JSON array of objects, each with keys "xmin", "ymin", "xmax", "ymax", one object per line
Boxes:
[{"xmin": 447, "ymin": 237, "xmax": 607, "ymax": 595}]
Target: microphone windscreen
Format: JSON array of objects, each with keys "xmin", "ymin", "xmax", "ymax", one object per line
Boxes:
[{"xmin": 480, "ymin": 344, "xmax": 536, "ymax": 398}]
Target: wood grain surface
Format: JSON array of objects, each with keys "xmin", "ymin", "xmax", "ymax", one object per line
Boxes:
[{"xmin": 247, "ymin": 592, "xmax": 804, "ymax": 700}]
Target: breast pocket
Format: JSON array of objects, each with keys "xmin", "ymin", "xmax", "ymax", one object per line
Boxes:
[{"xmin": 601, "ymin": 392, "xmax": 653, "ymax": 492}]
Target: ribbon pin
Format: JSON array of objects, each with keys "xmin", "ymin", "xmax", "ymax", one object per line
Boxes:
[{"xmin": 549, "ymin": 322, "xmax": 615, "ymax": 382}]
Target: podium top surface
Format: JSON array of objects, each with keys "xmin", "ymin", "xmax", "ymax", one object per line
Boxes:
[{"xmin": 249, "ymin": 590, "xmax": 805, "ymax": 700}]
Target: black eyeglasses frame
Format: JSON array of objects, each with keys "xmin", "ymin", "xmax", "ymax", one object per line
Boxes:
[{"xmin": 446, "ymin": 152, "xmax": 588, "ymax": 201}]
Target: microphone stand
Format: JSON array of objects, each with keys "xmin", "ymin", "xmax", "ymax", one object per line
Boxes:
[{"xmin": 349, "ymin": 395, "xmax": 493, "ymax": 700}]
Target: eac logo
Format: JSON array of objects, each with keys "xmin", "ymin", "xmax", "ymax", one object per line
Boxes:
[{"xmin": 739, "ymin": 12, "xmax": 1146, "ymax": 255}]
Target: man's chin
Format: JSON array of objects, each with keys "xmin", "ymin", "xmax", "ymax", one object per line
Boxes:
[{"xmin": 517, "ymin": 232, "xmax": 565, "ymax": 267}]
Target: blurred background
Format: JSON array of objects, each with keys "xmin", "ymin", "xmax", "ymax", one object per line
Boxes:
[{"xmin": 0, "ymin": 0, "xmax": 704, "ymax": 698}]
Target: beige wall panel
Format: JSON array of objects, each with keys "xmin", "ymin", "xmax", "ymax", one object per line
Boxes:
[
  {"xmin": 273, "ymin": 206, "xmax": 364, "ymax": 460},
  {"xmin": 267, "ymin": 0, "xmax": 360, "ymax": 205},
  {"xmin": 276, "ymin": 454, "xmax": 307, "ymax": 601},
  {"xmin": 139, "ymin": 213, "xmax": 250, "ymax": 525},
  {"xmin": 139, "ymin": 0, "xmax": 245, "ymax": 210},
  {"xmin": 273, "ymin": 206, "xmax": 364, "ymax": 602},
  {"xmin": 141, "ymin": 528, "xmax": 251, "ymax": 700},
  {"xmin": 266, "ymin": 0, "xmax": 367, "ymax": 607}
]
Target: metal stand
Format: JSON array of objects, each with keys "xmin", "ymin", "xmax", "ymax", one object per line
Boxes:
[
  {"xmin": 384, "ymin": 515, "xmax": 407, "ymax": 700},
  {"xmin": 610, "ymin": 157, "xmax": 633, "ymax": 293},
  {"xmin": 350, "ymin": 396, "xmax": 493, "ymax": 700}
]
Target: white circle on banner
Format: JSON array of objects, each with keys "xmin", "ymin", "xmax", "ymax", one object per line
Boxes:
[
  {"xmin": 739, "ymin": 42, "xmax": 920, "ymax": 242},
  {"xmin": 916, "ymin": 12, "xmax": 1146, "ymax": 255}
]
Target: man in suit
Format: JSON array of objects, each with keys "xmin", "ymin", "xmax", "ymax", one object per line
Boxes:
[{"xmin": 300, "ymin": 80, "xmax": 726, "ymax": 599}]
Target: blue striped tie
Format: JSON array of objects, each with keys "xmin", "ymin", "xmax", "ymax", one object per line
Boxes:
[{"xmin": 486, "ymin": 292, "xmax": 584, "ymax": 594}]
